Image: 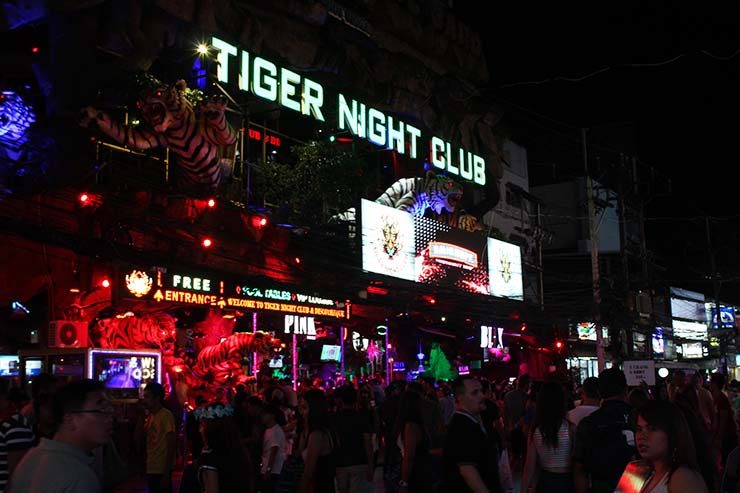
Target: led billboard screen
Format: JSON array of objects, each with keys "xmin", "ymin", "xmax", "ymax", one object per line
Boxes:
[{"xmin": 360, "ymin": 199, "xmax": 523, "ymax": 299}]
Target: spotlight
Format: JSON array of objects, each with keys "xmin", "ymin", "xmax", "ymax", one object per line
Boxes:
[
  {"xmin": 202, "ymin": 238, "xmax": 213, "ymax": 248},
  {"xmin": 100, "ymin": 278, "xmax": 111, "ymax": 288},
  {"xmin": 294, "ymin": 257, "xmax": 301, "ymax": 264},
  {"xmin": 197, "ymin": 44, "xmax": 209, "ymax": 55},
  {"xmin": 207, "ymin": 198, "xmax": 216, "ymax": 208},
  {"xmin": 79, "ymin": 193, "xmax": 89, "ymax": 204}
]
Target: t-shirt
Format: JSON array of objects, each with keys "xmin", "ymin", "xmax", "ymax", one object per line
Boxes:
[
  {"xmin": 9, "ymin": 438, "xmax": 100, "ymax": 493},
  {"xmin": 261, "ymin": 424, "xmax": 286, "ymax": 475},
  {"xmin": 504, "ymin": 389, "xmax": 527, "ymax": 426},
  {"xmin": 0, "ymin": 413, "xmax": 35, "ymax": 492},
  {"xmin": 574, "ymin": 400, "xmax": 635, "ymax": 493},
  {"xmin": 567, "ymin": 404, "xmax": 599, "ymax": 427},
  {"xmin": 145, "ymin": 407, "xmax": 176, "ymax": 474},
  {"xmin": 443, "ymin": 412, "xmax": 501, "ymax": 493},
  {"xmin": 335, "ymin": 409, "xmax": 373, "ymax": 467}
]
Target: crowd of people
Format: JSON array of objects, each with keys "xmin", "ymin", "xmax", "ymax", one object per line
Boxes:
[{"xmin": 2, "ymin": 368, "xmax": 740, "ymax": 492}]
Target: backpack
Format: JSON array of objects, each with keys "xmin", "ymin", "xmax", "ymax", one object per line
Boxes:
[{"xmin": 583, "ymin": 408, "xmax": 636, "ymax": 482}]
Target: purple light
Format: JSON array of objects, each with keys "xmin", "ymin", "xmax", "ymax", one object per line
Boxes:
[{"xmin": 0, "ymin": 91, "xmax": 35, "ymax": 147}]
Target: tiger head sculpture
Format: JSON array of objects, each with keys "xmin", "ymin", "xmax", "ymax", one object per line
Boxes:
[
  {"xmin": 427, "ymin": 173, "xmax": 463, "ymax": 215},
  {"xmin": 135, "ymin": 79, "xmax": 194, "ymax": 133}
]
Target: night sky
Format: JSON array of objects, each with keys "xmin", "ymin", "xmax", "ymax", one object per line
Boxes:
[{"xmin": 458, "ymin": 2, "xmax": 740, "ymax": 301}]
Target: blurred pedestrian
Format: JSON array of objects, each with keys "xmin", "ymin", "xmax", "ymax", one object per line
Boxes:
[{"xmin": 520, "ymin": 382, "xmax": 573, "ymax": 493}]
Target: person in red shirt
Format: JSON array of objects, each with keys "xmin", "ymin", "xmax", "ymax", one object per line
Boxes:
[{"xmin": 709, "ymin": 372, "xmax": 738, "ymax": 467}]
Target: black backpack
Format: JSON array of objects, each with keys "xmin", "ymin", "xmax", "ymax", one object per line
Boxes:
[{"xmin": 582, "ymin": 407, "xmax": 636, "ymax": 482}]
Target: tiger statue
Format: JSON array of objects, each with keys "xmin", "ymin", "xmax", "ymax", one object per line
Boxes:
[
  {"xmin": 96, "ymin": 312, "xmax": 177, "ymax": 355},
  {"xmin": 80, "ymin": 77, "xmax": 237, "ymax": 191},
  {"xmin": 376, "ymin": 171, "xmax": 463, "ymax": 216}
]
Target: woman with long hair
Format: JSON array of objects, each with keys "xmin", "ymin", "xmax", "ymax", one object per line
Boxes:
[
  {"xmin": 520, "ymin": 381, "xmax": 573, "ymax": 493},
  {"xmin": 634, "ymin": 400, "xmax": 708, "ymax": 493},
  {"xmin": 297, "ymin": 389, "xmax": 336, "ymax": 493},
  {"xmin": 196, "ymin": 402, "xmax": 254, "ymax": 493},
  {"xmin": 394, "ymin": 390, "xmax": 433, "ymax": 493}
]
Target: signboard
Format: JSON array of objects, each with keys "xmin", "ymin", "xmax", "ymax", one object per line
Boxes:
[
  {"xmin": 480, "ymin": 325, "xmax": 503, "ymax": 349},
  {"xmin": 458, "ymin": 365, "xmax": 470, "ymax": 375},
  {"xmin": 119, "ymin": 265, "xmax": 349, "ymax": 319},
  {"xmin": 706, "ymin": 304, "xmax": 736, "ymax": 329},
  {"xmin": 360, "ymin": 200, "xmax": 523, "ymax": 298},
  {"xmin": 211, "ymin": 36, "xmax": 487, "ymax": 186},
  {"xmin": 680, "ymin": 342, "xmax": 706, "ymax": 359},
  {"xmin": 284, "ymin": 315, "xmax": 317, "ymax": 340},
  {"xmin": 672, "ymin": 320, "xmax": 707, "ymax": 341},
  {"xmin": 652, "ymin": 329, "xmax": 665, "ymax": 358},
  {"xmin": 488, "ymin": 238, "xmax": 523, "ymax": 300},
  {"xmin": 87, "ymin": 349, "xmax": 162, "ymax": 389},
  {"xmin": 574, "ymin": 322, "xmax": 609, "ymax": 342},
  {"xmin": 624, "ymin": 360, "xmax": 655, "ymax": 386}
]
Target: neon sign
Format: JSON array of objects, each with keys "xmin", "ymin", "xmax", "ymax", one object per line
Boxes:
[
  {"xmin": 125, "ymin": 270, "xmax": 153, "ymax": 298},
  {"xmin": 120, "ymin": 265, "xmax": 349, "ymax": 319},
  {"xmin": 211, "ymin": 36, "xmax": 487, "ymax": 186}
]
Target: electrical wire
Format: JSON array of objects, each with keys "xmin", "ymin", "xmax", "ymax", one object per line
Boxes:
[{"xmin": 496, "ymin": 48, "xmax": 740, "ymax": 89}]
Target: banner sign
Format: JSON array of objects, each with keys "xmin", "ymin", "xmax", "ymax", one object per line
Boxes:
[{"xmin": 119, "ymin": 265, "xmax": 349, "ymax": 319}]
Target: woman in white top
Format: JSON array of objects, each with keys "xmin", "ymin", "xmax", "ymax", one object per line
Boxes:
[
  {"xmin": 520, "ymin": 381, "xmax": 573, "ymax": 493},
  {"xmin": 634, "ymin": 400, "xmax": 708, "ymax": 493}
]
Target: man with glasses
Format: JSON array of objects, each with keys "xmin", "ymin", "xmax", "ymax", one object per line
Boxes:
[{"xmin": 8, "ymin": 379, "xmax": 113, "ymax": 492}]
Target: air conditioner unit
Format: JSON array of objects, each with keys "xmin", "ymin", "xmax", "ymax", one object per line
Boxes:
[{"xmin": 48, "ymin": 320, "xmax": 88, "ymax": 348}]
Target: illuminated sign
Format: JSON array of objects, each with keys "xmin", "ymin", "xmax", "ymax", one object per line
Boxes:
[
  {"xmin": 247, "ymin": 128, "xmax": 281, "ymax": 147},
  {"xmin": 125, "ymin": 270, "xmax": 153, "ymax": 298},
  {"xmin": 480, "ymin": 325, "xmax": 503, "ymax": 349},
  {"xmin": 488, "ymin": 238, "xmax": 523, "ymax": 300},
  {"xmin": 212, "ymin": 36, "xmax": 487, "ymax": 186},
  {"xmin": 284, "ymin": 315, "xmax": 317, "ymax": 340},
  {"xmin": 673, "ymin": 319, "xmax": 708, "ymax": 341},
  {"xmin": 458, "ymin": 365, "xmax": 470, "ymax": 375},
  {"xmin": 575, "ymin": 323, "xmax": 609, "ymax": 342},
  {"xmin": 361, "ymin": 200, "xmax": 522, "ymax": 298},
  {"xmin": 428, "ymin": 242, "xmax": 478, "ymax": 270},
  {"xmin": 173, "ymin": 274, "xmax": 211, "ymax": 292},
  {"xmin": 87, "ymin": 349, "xmax": 162, "ymax": 389},
  {"xmin": 119, "ymin": 266, "xmax": 349, "ymax": 319}
]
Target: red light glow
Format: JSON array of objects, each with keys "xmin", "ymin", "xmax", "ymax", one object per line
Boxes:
[
  {"xmin": 202, "ymin": 238, "xmax": 213, "ymax": 248},
  {"xmin": 31, "ymin": 47, "xmax": 39, "ymax": 54},
  {"xmin": 556, "ymin": 341, "xmax": 563, "ymax": 349},
  {"xmin": 252, "ymin": 216, "xmax": 268, "ymax": 228},
  {"xmin": 207, "ymin": 198, "xmax": 216, "ymax": 208},
  {"xmin": 79, "ymin": 193, "xmax": 89, "ymax": 204},
  {"xmin": 101, "ymin": 279, "xmax": 111, "ymax": 288}
]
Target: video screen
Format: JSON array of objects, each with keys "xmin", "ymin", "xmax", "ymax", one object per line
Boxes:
[
  {"xmin": 0, "ymin": 356, "xmax": 19, "ymax": 377},
  {"xmin": 89, "ymin": 350, "xmax": 160, "ymax": 389},
  {"xmin": 25, "ymin": 359, "xmax": 43, "ymax": 377},
  {"xmin": 268, "ymin": 356, "xmax": 284, "ymax": 368},
  {"xmin": 320, "ymin": 345, "xmax": 341, "ymax": 362}
]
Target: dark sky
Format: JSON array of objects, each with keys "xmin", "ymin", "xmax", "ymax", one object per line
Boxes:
[{"xmin": 458, "ymin": 2, "xmax": 740, "ymax": 301}]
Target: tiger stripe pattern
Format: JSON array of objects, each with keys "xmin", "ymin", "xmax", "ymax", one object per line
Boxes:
[
  {"xmin": 83, "ymin": 79, "xmax": 237, "ymax": 191},
  {"xmin": 375, "ymin": 171, "xmax": 464, "ymax": 216}
]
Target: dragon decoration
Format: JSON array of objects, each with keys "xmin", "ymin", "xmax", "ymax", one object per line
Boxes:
[
  {"xmin": 80, "ymin": 75, "xmax": 237, "ymax": 192},
  {"xmin": 94, "ymin": 311, "xmax": 280, "ymax": 402}
]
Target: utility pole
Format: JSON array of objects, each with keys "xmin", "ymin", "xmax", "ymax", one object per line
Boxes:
[
  {"xmin": 705, "ymin": 216, "xmax": 726, "ymax": 374},
  {"xmin": 583, "ymin": 128, "xmax": 606, "ymax": 372}
]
